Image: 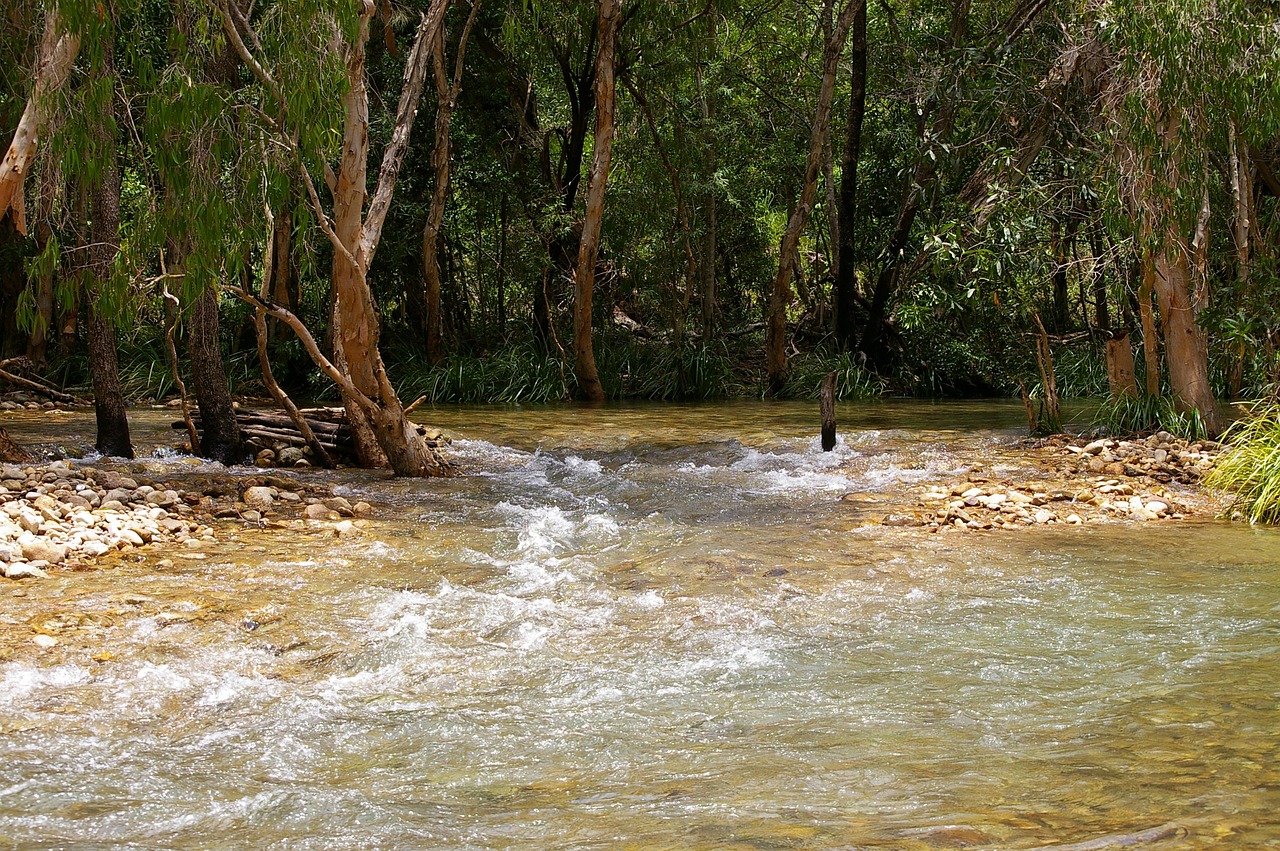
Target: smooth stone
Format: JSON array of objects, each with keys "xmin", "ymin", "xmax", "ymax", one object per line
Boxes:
[
  {"xmin": 31, "ymin": 634, "xmax": 58, "ymax": 648},
  {"xmin": 7, "ymin": 563, "xmax": 49, "ymax": 580},
  {"xmin": 304, "ymin": 504, "xmax": 334, "ymax": 520},
  {"xmin": 81, "ymin": 540, "xmax": 111, "ymax": 558},
  {"xmin": 243, "ymin": 487, "xmax": 275, "ymax": 509},
  {"xmin": 21, "ymin": 539, "xmax": 66, "ymax": 564},
  {"xmin": 277, "ymin": 447, "xmax": 306, "ymax": 466}
]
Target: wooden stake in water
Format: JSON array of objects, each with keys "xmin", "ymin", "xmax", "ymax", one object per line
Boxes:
[{"xmin": 820, "ymin": 371, "xmax": 837, "ymax": 451}]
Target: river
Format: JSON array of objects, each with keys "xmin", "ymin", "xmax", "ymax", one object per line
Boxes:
[{"xmin": 1, "ymin": 401, "xmax": 1277, "ymax": 848}]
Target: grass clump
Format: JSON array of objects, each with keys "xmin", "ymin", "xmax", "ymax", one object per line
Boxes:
[
  {"xmin": 1206, "ymin": 402, "xmax": 1280, "ymax": 524},
  {"xmin": 1094, "ymin": 393, "xmax": 1207, "ymax": 440}
]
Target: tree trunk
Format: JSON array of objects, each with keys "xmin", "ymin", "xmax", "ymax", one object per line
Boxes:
[
  {"xmin": 1051, "ymin": 219, "xmax": 1069, "ymax": 333},
  {"xmin": 859, "ymin": 0, "xmax": 969, "ymax": 370},
  {"xmin": 270, "ymin": 191, "xmax": 298, "ymax": 326},
  {"xmin": 833, "ymin": 0, "xmax": 867, "ymax": 349},
  {"xmin": 1105, "ymin": 331, "xmax": 1138, "ymax": 398},
  {"xmin": 87, "ymin": 38, "xmax": 131, "ymax": 459},
  {"xmin": 0, "ymin": 7, "xmax": 80, "ymax": 231},
  {"xmin": 695, "ymin": 48, "xmax": 719, "ymax": 339},
  {"xmin": 571, "ymin": 0, "xmax": 622, "ymax": 403},
  {"xmin": 1088, "ymin": 220, "xmax": 1109, "ymax": 332},
  {"xmin": 320, "ymin": 5, "xmax": 448, "ymax": 475},
  {"xmin": 0, "ymin": 212, "xmax": 23, "ymax": 356},
  {"xmin": 767, "ymin": 0, "xmax": 861, "ymax": 394},
  {"xmin": 820, "ymin": 371, "xmax": 837, "ymax": 450},
  {"xmin": 1138, "ymin": 245, "xmax": 1160, "ymax": 397},
  {"xmin": 1152, "ymin": 226, "xmax": 1223, "ymax": 434},
  {"xmin": 186, "ymin": 285, "xmax": 244, "ymax": 464},
  {"xmin": 422, "ymin": 0, "xmax": 482, "ymax": 367}
]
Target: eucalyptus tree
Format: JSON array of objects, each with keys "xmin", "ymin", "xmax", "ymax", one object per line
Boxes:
[
  {"xmin": 1092, "ymin": 0, "xmax": 1280, "ymax": 434},
  {"xmin": 0, "ymin": 4, "xmax": 80, "ymax": 233},
  {"xmin": 81, "ymin": 7, "xmax": 132, "ymax": 457},
  {"xmin": 215, "ymin": 0, "xmax": 453, "ymax": 475}
]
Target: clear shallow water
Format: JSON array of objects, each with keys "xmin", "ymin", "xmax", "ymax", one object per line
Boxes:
[{"xmin": 0, "ymin": 402, "xmax": 1278, "ymax": 849}]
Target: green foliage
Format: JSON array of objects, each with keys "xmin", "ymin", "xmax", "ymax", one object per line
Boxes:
[
  {"xmin": 1052, "ymin": 343, "xmax": 1109, "ymax": 398},
  {"xmin": 597, "ymin": 338, "xmax": 741, "ymax": 401},
  {"xmin": 1093, "ymin": 393, "xmax": 1207, "ymax": 440},
  {"xmin": 394, "ymin": 343, "xmax": 569, "ymax": 405},
  {"xmin": 1206, "ymin": 403, "xmax": 1280, "ymax": 525},
  {"xmin": 778, "ymin": 350, "xmax": 885, "ymax": 401}
]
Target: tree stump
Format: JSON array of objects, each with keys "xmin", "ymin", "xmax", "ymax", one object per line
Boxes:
[{"xmin": 820, "ymin": 371, "xmax": 837, "ymax": 451}]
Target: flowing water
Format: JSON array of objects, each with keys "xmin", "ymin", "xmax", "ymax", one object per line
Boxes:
[{"xmin": 1, "ymin": 402, "xmax": 1278, "ymax": 849}]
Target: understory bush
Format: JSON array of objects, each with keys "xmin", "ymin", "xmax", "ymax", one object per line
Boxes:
[{"xmin": 777, "ymin": 350, "xmax": 886, "ymax": 401}]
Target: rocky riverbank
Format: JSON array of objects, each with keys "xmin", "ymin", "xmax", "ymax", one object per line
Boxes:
[
  {"xmin": 876, "ymin": 431, "xmax": 1224, "ymax": 531},
  {"xmin": 0, "ymin": 460, "xmax": 375, "ymax": 582}
]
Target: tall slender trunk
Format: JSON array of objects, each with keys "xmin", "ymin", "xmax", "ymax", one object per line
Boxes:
[
  {"xmin": 270, "ymin": 188, "xmax": 298, "ymax": 327},
  {"xmin": 0, "ymin": 212, "xmax": 23, "ymax": 356},
  {"xmin": 1051, "ymin": 219, "xmax": 1069, "ymax": 332},
  {"xmin": 695, "ymin": 40, "xmax": 718, "ymax": 339},
  {"xmin": 572, "ymin": 0, "xmax": 621, "ymax": 403},
  {"xmin": 423, "ymin": 0, "xmax": 482, "ymax": 366},
  {"xmin": 833, "ymin": 0, "xmax": 867, "ymax": 349},
  {"xmin": 1138, "ymin": 242, "xmax": 1161, "ymax": 396},
  {"xmin": 1088, "ymin": 219, "xmax": 1109, "ymax": 332},
  {"xmin": 86, "ymin": 37, "xmax": 131, "ymax": 458},
  {"xmin": 1227, "ymin": 125, "xmax": 1252, "ymax": 399},
  {"xmin": 766, "ymin": 0, "xmax": 860, "ymax": 394}
]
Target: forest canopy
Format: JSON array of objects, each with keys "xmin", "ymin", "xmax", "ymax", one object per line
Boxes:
[{"xmin": 1, "ymin": 0, "xmax": 1278, "ymax": 467}]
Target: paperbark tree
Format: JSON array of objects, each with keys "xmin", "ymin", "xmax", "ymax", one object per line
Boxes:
[
  {"xmin": 571, "ymin": 0, "xmax": 622, "ymax": 403},
  {"xmin": 218, "ymin": 0, "xmax": 452, "ymax": 475},
  {"xmin": 832, "ymin": 0, "xmax": 866, "ymax": 350},
  {"xmin": 765, "ymin": 0, "xmax": 860, "ymax": 394}
]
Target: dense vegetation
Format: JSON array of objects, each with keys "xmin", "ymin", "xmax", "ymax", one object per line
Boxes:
[{"xmin": 1, "ymin": 0, "xmax": 1278, "ymax": 468}]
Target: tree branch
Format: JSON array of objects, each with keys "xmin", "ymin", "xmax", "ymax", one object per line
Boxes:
[{"xmin": 361, "ymin": 4, "xmax": 447, "ymax": 258}]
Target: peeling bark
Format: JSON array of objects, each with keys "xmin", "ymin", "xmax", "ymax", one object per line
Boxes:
[{"xmin": 0, "ymin": 7, "xmax": 80, "ymax": 232}]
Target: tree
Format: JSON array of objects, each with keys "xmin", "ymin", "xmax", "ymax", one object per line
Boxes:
[
  {"xmin": 571, "ymin": 0, "xmax": 622, "ymax": 403},
  {"xmin": 765, "ymin": 0, "xmax": 860, "ymax": 394},
  {"xmin": 217, "ymin": 0, "xmax": 452, "ymax": 475}
]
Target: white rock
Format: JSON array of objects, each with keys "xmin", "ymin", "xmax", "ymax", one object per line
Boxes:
[{"xmin": 243, "ymin": 487, "xmax": 275, "ymax": 509}]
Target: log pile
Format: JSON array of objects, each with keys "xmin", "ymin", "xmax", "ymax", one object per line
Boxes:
[{"xmin": 173, "ymin": 407, "xmax": 449, "ymax": 468}]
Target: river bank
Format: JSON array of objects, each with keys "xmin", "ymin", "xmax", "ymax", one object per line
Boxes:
[{"xmin": 0, "ymin": 410, "xmax": 1229, "ymax": 584}]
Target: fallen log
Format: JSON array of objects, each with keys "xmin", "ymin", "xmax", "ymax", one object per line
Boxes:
[
  {"xmin": 0, "ymin": 358, "xmax": 88, "ymax": 406},
  {"xmin": 173, "ymin": 406, "xmax": 447, "ymax": 466}
]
